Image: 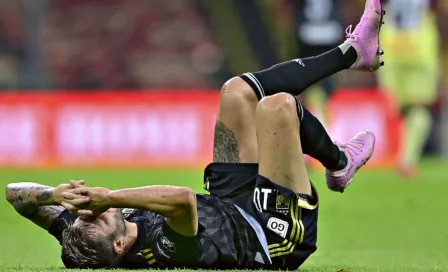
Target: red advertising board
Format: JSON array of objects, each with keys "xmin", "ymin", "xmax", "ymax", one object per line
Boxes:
[
  {"xmin": 0, "ymin": 90, "xmax": 401, "ymax": 168},
  {"xmin": 0, "ymin": 92, "xmax": 219, "ymax": 167}
]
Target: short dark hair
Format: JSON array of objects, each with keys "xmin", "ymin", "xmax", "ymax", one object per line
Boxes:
[{"xmin": 61, "ymin": 221, "xmax": 117, "ymax": 269}]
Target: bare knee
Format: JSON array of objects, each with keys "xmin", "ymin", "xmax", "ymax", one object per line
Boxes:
[
  {"xmin": 256, "ymin": 93, "xmax": 298, "ymax": 124},
  {"xmin": 216, "ymin": 77, "xmax": 259, "ymax": 163},
  {"xmin": 220, "ymin": 77, "xmax": 258, "ymax": 106}
]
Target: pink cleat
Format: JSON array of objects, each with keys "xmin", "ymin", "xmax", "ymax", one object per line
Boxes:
[
  {"xmin": 345, "ymin": 0, "xmax": 386, "ymax": 71},
  {"xmin": 325, "ymin": 131, "xmax": 376, "ymax": 193}
]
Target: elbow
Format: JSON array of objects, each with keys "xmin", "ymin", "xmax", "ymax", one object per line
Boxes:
[
  {"xmin": 177, "ymin": 187, "xmax": 197, "ymax": 209},
  {"xmin": 5, "ymin": 183, "xmax": 17, "ymax": 204},
  {"xmin": 166, "ymin": 187, "xmax": 198, "ymax": 236},
  {"xmin": 168, "ymin": 187, "xmax": 196, "ymax": 218}
]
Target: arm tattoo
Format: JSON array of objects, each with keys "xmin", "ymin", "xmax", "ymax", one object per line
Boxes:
[
  {"xmin": 6, "ymin": 182, "xmax": 61, "ymax": 230},
  {"xmin": 213, "ymin": 121, "xmax": 241, "ymax": 163},
  {"xmin": 29, "ymin": 206, "xmax": 64, "ymax": 230},
  {"xmin": 36, "ymin": 190, "xmax": 52, "ymax": 202}
]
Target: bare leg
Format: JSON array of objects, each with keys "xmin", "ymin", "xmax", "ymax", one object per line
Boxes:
[
  {"xmin": 213, "ymin": 77, "xmax": 259, "ymax": 163},
  {"xmin": 214, "ymin": 76, "xmax": 344, "ymax": 172},
  {"xmin": 255, "ymin": 93, "xmax": 311, "ymax": 195},
  {"xmin": 213, "ymin": 77, "xmax": 375, "ymax": 194}
]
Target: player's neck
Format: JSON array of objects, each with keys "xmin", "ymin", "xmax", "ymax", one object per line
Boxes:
[{"xmin": 123, "ymin": 221, "xmax": 138, "ymax": 252}]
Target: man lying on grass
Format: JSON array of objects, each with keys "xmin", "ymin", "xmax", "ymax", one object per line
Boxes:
[{"xmin": 5, "ymin": 0, "xmax": 384, "ymax": 268}]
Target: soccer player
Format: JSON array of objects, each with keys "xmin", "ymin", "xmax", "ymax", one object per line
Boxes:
[{"xmin": 5, "ymin": 0, "xmax": 384, "ymax": 269}]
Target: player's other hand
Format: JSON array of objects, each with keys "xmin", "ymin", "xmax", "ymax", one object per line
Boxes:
[
  {"xmin": 52, "ymin": 180, "xmax": 86, "ymax": 205},
  {"xmin": 61, "ymin": 182, "xmax": 111, "ymax": 217}
]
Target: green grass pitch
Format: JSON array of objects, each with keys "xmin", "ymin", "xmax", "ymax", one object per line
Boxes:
[{"xmin": 1, "ymin": 159, "xmax": 448, "ymax": 272}]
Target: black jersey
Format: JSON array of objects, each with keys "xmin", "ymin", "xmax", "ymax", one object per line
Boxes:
[{"xmin": 49, "ymin": 194, "xmax": 269, "ymax": 269}]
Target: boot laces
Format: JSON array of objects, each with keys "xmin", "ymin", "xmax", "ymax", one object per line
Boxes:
[
  {"xmin": 345, "ymin": 139, "xmax": 364, "ymax": 156},
  {"xmin": 345, "ymin": 25, "xmax": 359, "ymax": 42}
]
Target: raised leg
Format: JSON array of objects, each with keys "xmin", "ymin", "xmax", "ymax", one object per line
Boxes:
[
  {"xmin": 213, "ymin": 76, "xmax": 346, "ymax": 171},
  {"xmin": 255, "ymin": 93, "xmax": 311, "ymax": 195},
  {"xmin": 213, "ymin": 77, "xmax": 259, "ymax": 163}
]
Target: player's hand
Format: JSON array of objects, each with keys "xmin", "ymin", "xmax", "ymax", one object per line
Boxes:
[
  {"xmin": 61, "ymin": 185, "xmax": 111, "ymax": 217},
  {"xmin": 52, "ymin": 180, "xmax": 86, "ymax": 205}
]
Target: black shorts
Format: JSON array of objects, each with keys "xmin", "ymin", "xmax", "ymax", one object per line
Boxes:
[{"xmin": 204, "ymin": 163, "xmax": 319, "ymax": 270}]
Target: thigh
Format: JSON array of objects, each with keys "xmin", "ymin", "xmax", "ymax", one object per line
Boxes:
[
  {"xmin": 255, "ymin": 93, "xmax": 311, "ymax": 195},
  {"xmin": 214, "ymin": 77, "xmax": 259, "ymax": 163}
]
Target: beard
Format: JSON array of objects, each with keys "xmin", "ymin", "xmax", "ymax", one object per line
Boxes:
[{"xmin": 114, "ymin": 209, "xmax": 127, "ymax": 237}]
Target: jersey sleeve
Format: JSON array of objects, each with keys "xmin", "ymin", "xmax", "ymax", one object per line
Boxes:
[
  {"xmin": 149, "ymin": 221, "xmax": 219, "ymax": 268},
  {"xmin": 48, "ymin": 210, "xmax": 78, "ymax": 244}
]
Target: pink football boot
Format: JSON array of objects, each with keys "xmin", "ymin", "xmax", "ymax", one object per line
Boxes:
[
  {"xmin": 345, "ymin": 0, "xmax": 386, "ymax": 71},
  {"xmin": 325, "ymin": 131, "xmax": 376, "ymax": 193}
]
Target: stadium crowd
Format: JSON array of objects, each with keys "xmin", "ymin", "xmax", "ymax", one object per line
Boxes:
[{"xmin": 0, "ymin": 0, "xmax": 223, "ymax": 90}]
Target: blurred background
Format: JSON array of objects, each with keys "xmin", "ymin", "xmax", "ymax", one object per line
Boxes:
[
  {"xmin": 2, "ymin": 1, "xmax": 448, "ymax": 270},
  {"xmin": 0, "ymin": 0, "xmax": 447, "ymax": 175}
]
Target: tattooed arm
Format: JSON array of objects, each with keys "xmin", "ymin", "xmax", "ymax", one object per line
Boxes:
[{"xmin": 5, "ymin": 182, "xmax": 78, "ymax": 230}]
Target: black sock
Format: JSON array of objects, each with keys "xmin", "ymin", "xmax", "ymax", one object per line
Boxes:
[
  {"xmin": 241, "ymin": 45, "xmax": 357, "ymax": 99},
  {"xmin": 294, "ymin": 96, "xmax": 347, "ymax": 171}
]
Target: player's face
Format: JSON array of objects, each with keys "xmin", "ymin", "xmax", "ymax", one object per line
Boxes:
[{"xmin": 73, "ymin": 208, "xmax": 126, "ymax": 239}]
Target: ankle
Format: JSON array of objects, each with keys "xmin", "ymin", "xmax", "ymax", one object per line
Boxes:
[
  {"xmin": 330, "ymin": 151, "xmax": 348, "ymax": 171},
  {"xmin": 338, "ymin": 43, "xmax": 358, "ymax": 68}
]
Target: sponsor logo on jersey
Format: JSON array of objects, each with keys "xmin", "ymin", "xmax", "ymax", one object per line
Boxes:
[
  {"xmin": 267, "ymin": 217, "xmax": 289, "ymax": 238},
  {"xmin": 121, "ymin": 208, "xmax": 136, "ymax": 219},
  {"xmin": 156, "ymin": 242, "xmax": 171, "ymax": 259},
  {"xmin": 160, "ymin": 236, "xmax": 176, "ymax": 253}
]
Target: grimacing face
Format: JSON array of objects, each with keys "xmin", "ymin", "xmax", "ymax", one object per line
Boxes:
[{"xmin": 60, "ymin": 208, "xmax": 128, "ymax": 269}]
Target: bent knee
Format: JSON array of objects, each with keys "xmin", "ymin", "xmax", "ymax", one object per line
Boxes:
[
  {"xmin": 256, "ymin": 93, "xmax": 298, "ymax": 119},
  {"xmin": 220, "ymin": 77, "xmax": 258, "ymax": 104}
]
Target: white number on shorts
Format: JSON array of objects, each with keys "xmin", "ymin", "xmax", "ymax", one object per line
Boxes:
[{"xmin": 253, "ymin": 188, "xmax": 272, "ymax": 212}]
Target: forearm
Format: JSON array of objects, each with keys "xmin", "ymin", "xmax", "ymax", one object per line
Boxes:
[
  {"xmin": 107, "ymin": 185, "xmax": 198, "ymax": 236},
  {"xmin": 6, "ymin": 182, "xmax": 57, "ymax": 217},
  {"xmin": 107, "ymin": 185, "xmax": 196, "ymax": 218}
]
